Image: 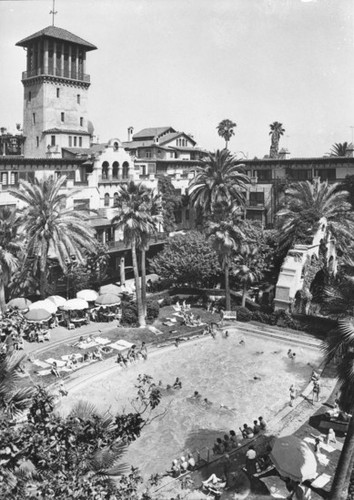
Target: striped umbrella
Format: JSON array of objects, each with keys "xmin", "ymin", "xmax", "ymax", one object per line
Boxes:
[
  {"xmin": 7, "ymin": 298, "xmax": 32, "ymax": 311},
  {"xmin": 95, "ymin": 293, "xmax": 121, "ymax": 306},
  {"xmin": 24, "ymin": 308, "xmax": 52, "ymax": 323}
]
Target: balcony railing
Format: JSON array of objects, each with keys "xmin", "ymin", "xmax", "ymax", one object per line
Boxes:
[
  {"xmin": 22, "ymin": 68, "xmax": 90, "ymax": 83},
  {"xmin": 98, "ymin": 175, "xmax": 133, "ymax": 184},
  {"xmin": 106, "ymin": 232, "xmax": 168, "ymax": 251}
]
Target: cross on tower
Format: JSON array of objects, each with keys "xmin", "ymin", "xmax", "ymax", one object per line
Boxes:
[{"xmin": 50, "ymin": 0, "xmax": 58, "ymax": 26}]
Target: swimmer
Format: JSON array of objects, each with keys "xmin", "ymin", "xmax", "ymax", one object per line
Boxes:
[
  {"xmin": 272, "ymin": 350, "xmax": 281, "ymax": 354},
  {"xmin": 224, "ymin": 330, "xmax": 229, "ymax": 339},
  {"xmin": 175, "ymin": 338, "xmax": 181, "ymax": 348},
  {"xmin": 239, "ymin": 339, "xmax": 245, "ymax": 346},
  {"xmin": 287, "ymin": 349, "xmax": 292, "ymax": 358},
  {"xmin": 173, "ymin": 377, "xmax": 182, "ymax": 389},
  {"xmin": 253, "ymin": 376, "xmax": 261, "ymax": 381},
  {"xmin": 203, "ymin": 398, "xmax": 213, "ymax": 407},
  {"xmin": 220, "ymin": 403, "xmax": 236, "ymax": 413},
  {"xmin": 292, "ymin": 352, "xmax": 296, "ymax": 362},
  {"xmin": 192, "ymin": 391, "xmax": 202, "ymax": 400},
  {"xmin": 255, "ymin": 351, "xmax": 264, "ymax": 355}
]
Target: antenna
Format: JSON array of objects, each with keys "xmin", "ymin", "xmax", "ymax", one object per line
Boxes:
[{"xmin": 50, "ymin": 0, "xmax": 58, "ymax": 26}]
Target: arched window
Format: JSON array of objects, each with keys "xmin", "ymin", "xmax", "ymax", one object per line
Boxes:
[
  {"xmin": 104, "ymin": 193, "xmax": 110, "ymax": 207},
  {"xmin": 113, "ymin": 192, "xmax": 119, "ymax": 207},
  {"xmin": 112, "ymin": 161, "xmax": 119, "ymax": 179},
  {"xmin": 113, "ymin": 142, "xmax": 119, "ymax": 151},
  {"xmin": 102, "ymin": 161, "xmax": 109, "ymax": 179},
  {"xmin": 122, "ymin": 161, "xmax": 129, "ymax": 179}
]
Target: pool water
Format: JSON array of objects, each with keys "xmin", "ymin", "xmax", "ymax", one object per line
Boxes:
[{"xmin": 59, "ymin": 331, "xmax": 322, "ymax": 478}]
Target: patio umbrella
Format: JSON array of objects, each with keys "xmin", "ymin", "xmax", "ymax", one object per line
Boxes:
[
  {"xmin": 7, "ymin": 297, "xmax": 32, "ymax": 311},
  {"xmin": 99, "ymin": 284, "xmax": 121, "ymax": 295},
  {"xmin": 24, "ymin": 308, "xmax": 52, "ymax": 323},
  {"xmin": 61, "ymin": 298, "xmax": 89, "ymax": 311},
  {"xmin": 77, "ymin": 289, "xmax": 99, "ymax": 302},
  {"xmin": 270, "ymin": 435, "xmax": 317, "ymax": 483},
  {"xmin": 95, "ymin": 293, "xmax": 121, "ymax": 306},
  {"xmin": 29, "ymin": 300, "xmax": 57, "ymax": 315},
  {"xmin": 47, "ymin": 295, "xmax": 66, "ymax": 307}
]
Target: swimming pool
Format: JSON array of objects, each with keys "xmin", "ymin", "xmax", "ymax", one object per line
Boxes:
[{"xmin": 58, "ymin": 330, "xmax": 322, "ymax": 478}]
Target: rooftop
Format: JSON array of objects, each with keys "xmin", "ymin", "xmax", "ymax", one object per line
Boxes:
[
  {"xmin": 43, "ymin": 128, "xmax": 91, "ymax": 136},
  {"xmin": 132, "ymin": 127, "xmax": 175, "ymax": 140},
  {"xmin": 16, "ymin": 25, "xmax": 97, "ymax": 51}
]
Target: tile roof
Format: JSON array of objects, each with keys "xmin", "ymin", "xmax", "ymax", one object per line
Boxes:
[
  {"xmin": 16, "ymin": 26, "xmax": 97, "ymax": 51},
  {"xmin": 122, "ymin": 139, "xmax": 155, "ymax": 149},
  {"xmin": 62, "ymin": 143, "xmax": 108, "ymax": 156},
  {"xmin": 132, "ymin": 127, "xmax": 175, "ymax": 140},
  {"xmin": 159, "ymin": 132, "xmax": 197, "ymax": 146},
  {"xmin": 43, "ymin": 128, "xmax": 91, "ymax": 136}
]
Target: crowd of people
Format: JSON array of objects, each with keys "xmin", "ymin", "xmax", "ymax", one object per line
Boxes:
[{"xmin": 116, "ymin": 342, "xmax": 148, "ymax": 367}]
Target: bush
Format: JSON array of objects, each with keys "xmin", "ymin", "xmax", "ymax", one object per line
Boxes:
[
  {"xmin": 146, "ymin": 299, "xmax": 160, "ymax": 321},
  {"xmin": 160, "ymin": 295, "xmax": 172, "ymax": 307},
  {"xmin": 235, "ymin": 306, "xmax": 252, "ymax": 322},
  {"xmin": 251, "ymin": 311, "xmax": 273, "ymax": 324},
  {"xmin": 273, "ymin": 310, "xmax": 300, "ymax": 330},
  {"xmin": 121, "ymin": 301, "xmax": 138, "ymax": 326}
]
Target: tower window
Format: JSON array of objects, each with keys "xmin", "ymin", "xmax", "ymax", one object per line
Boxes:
[
  {"xmin": 51, "ymin": 135, "xmax": 56, "ymax": 146},
  {"xmin": 61, "ymin": 112, "xmax": 65, "ymax": 123},
  {"xmin": 79, "ymin": 137, "xmax": 82, "ymax": 147},
  {"xmin": 36, "ymin": 136, "xmax": 39, "ymax": 147},
  {"xmin": 32, "ymin": 113, "xmax": 36, "ymax": 124},
  {"xmin": 69, "ymin": 136, "xmax": 72, "ymax": 147},
  {"xmin": 56, "ymin": 88, "xmax": 60, "ymax": 98},
  {"xmin": 77, "ymin": 94, "xmax": 80, "ymax": 104},
  {"xmin": 28, "ymin": 91, "xmax": 32, "ymax": 102},
  {"xmin": 74, "ymin": 137, "xmax": 77, "ymax": 147},
  {"xmin": 80, "ymin": 117, "xmax": 83, "ymax": 127}
]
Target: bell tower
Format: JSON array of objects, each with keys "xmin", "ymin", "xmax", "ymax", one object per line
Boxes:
[{"xmin": 16, "ymin": 26, "xmax": 97, "ymax": 158}]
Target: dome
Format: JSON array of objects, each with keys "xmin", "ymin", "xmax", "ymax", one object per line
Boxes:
[{"xmin": 87, "ymin": 120, "xmax": 95, "ymax": 136}]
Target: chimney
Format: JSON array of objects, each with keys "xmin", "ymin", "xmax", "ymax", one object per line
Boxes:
[{"xmin": 127, "ymin": 126, "xmax": 134, "ymax": 141}]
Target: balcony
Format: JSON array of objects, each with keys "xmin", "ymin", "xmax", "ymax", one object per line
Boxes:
[
  {"xmin": 106, "ymin": 232, "xmax": 168, "ymax": 252},
  {"xmin": 98, "ymin": 175, "xmax": 133, "ymax": 184},
  {"xmin": 22, "ymin": 68, "xmax": 90, "ymax": 83},
  {"xmin": 74, "ymin": 180, "xmax": 89, "ymax": 187}
]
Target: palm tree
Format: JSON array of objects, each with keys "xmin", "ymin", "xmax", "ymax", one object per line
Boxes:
[
  {"xmin": 322, "ymin": 319, "xmax": 354, "ymax": 499},
  {"xmin": 217, "ymin": 119, "xmax": 237, "ymax": 149},
  {"xmin": 0, "ymin": 208, "xmax": 21, "ymax": 312},
  {"xmin": 140, "ymin": 191, "xmax": 163, "ymax": 317},
  {"xmin": 112, "ymin": 181, "xmax": 155, "ymax": 327},
  {"xmin": 234, "ymin": 245, "xmax": 266, "ymax": 307},
  {"xmin": 0, "ymin": 352, "xmax": 34, "ymax": 421},
  {"xmin": 330, "ymin": 142, "xmax": 353, "ymax": 157},
  {"xmin": 269, "ymin": 121, "xmax": 285, "ymax": 158},
  {"xmin": 276, "ymin": 178, "xmax": 354, "ymax": 257},
  {"xmin": 9, "ymin": 176, "xmax": 96, "ymax": 299},
  {"xmin": 208, "ymin": 219, "xmax": 246, "ymax": 310},
  {"xmin": 189, "ymin": 149, "xmax": 249, "ymax": 223}
]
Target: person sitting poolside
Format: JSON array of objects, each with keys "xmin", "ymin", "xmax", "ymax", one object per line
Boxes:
[
  {"xmin": 259, "ymin": 416, "xmax": 267, "ymax": 431},
  {"xmin": 170, "ymin": 459, "xmax": 181, "ymax": 478},
  {"xmin": 187, "ymin": 453, "xmax": 196, "ymax": 470},
  {"xmin": 253, "ymin": 420, "xmax": 261, "ymax": 435},
  {"xmin": 93, "ymin": 347, "xmax": 103, "ymax": 361},
  {"xmin": 240, "ymin": 423, "xmax": 254, "ymax": 439},
  {"xmin": 51, "ymin": 361, "xmax": 60, "ymax": 378},
  {"xmin": 65, "ymin": 358, "xmax": 74, "ymax": 370},
  {"xmin": 180, "ymin": 456, "xmax": 188, "ymax": 472},
  {"xmin": 229, "ymin": 430, "xmax": 239, "ymax": 448},
  {"xmin": 223, "ymin": 434, "xmax": 232, "ymax": 452},
  {"xmin": 213, "ymin": 437, "xmax": 225, "ymax": 455}
]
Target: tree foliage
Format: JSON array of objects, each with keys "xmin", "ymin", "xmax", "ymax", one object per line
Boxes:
[
  {"xmin": 9, "ymin": 176, "xmax": 97, "ymax": 299},
  {"xmin": 0, "ymin": 375, "xmax": 163, "ymax": 499},
  {"xmin": 269, "ymin": 121, "xmax": 285, "ymax": 158},
  {"xmin": 329, "ymin": 142, "xmax": 353, "ymax": 157},
  {"xmin": 216, "ymin": 119, "xmax": 237, "ymax": 149},
  {"xmin": 0, "ymin": 208, "xmax": 22, "ymax": 312},
  {"xmin": 275, "ymin": 178, "xmax": 354, "ymax": 257},
  {"xmin": 188, "ymin": 149, "xmax": 249, "ymax": 223},
  {"xmin": 149, "ymin": 231, "xmax": 222, "ymax": 288},
  {"xmin": 157, "ymin": 175, "xmax": 182, "ymax": 232}
]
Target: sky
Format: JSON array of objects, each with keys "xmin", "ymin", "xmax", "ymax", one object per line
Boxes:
[{"xmin": 1, "ymin": 0, "xmax": 354, "ymax": 158}]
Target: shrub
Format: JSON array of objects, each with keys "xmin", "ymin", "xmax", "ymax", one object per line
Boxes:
[
  {"xmin": 146, "ymin": 299, "xmax": 160, "ymax": 321},
  {"xmin": 121, "ymin": 301, "xmax": 138, "ymax": 326},
  {"xmin": 235, "ymin": 306, "xmax": 252, "ymax": 322},
  {"xmin": 273, "ymin": 310, "xmax": 300, "ymax": 330},
  {"xmin": 160, "ymin": 295, "xmax": 172, "ymax": 307},
  {"xmin": 251, "ymin": 311, "xmax": 272, "ymax": 324}
]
